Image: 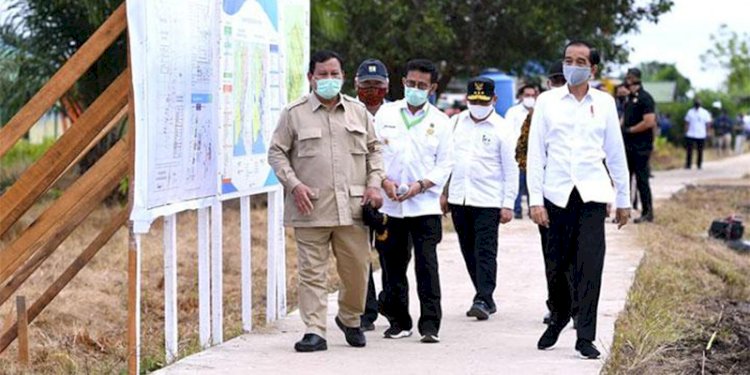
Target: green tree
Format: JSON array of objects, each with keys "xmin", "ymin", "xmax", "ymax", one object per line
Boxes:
[
  {"xmin": 0, "ymin": 0, "xmax": 124, "ymax": 125},
  {"xmin": 312, "ymin": 0, "xmax": 674, "ymax": 97},
  {"xmin": 701, "ymin": 24, "xmax": 750, "ymax": 97},
  {"xmin": 636, "ymin": 61, "xmax": 692, "ymax": 101}
]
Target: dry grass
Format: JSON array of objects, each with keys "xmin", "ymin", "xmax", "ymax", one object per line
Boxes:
[
  {"xmin": 604, "ymin": 182, "xmax": 750, "ymax": 374},
  {"xmin": 651, "ymin": 140, "xmax": 745, "ymax": 171},
  {"xmin": 0, "ymin": 197, "xmax": 327, "ymax": 374}
]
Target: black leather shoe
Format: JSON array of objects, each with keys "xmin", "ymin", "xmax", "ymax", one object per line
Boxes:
[
  {"xmin": 467, "ymin": 301, "xmax": 490, "ymax": 320},
  {"xmin": 575, "ymin": 339, "xmax": 601, "ymax": 359},
  {"xmin": 537, "ymin": 318, "xmax": 569, "ymax": 350},
  {"xmin": 294, "ymin": 334, "xmax": 327, "ymax": 352},
  {"xmin": 335, "ymin": 316, "xmax": 366, "ymax": 347}
]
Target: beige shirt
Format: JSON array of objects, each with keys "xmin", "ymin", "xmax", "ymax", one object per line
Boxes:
[{"xmin": 268, "ymin": 93, "xmax": 385, "ymax": 227}]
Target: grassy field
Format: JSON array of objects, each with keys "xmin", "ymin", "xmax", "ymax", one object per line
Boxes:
[
  {"xmin": 0, "ymin": 198, "xmax": 339, "ymax": 374},
  {"xmin": 604, "ymin": 182, "xmax": 750, "ymax": 374}
]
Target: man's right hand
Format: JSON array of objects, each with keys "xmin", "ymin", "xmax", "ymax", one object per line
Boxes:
[
  {"xmin": 440, "ymin": 194, "xmax": 450, "ymax": 216},
  {"xmin": 530, "ymin": 205, "xmax": 549, "ymax": 228},
  {"xmin": 292, "ymin": 183, "xmax": 315, "ymax": 216},
  {"xmin": 382, "ymin": 179, "xmax": 398, "ymax": 201}
]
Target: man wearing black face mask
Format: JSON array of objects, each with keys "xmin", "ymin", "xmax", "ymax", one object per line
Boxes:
[
  {"xmin": 622, "ymin": 68, "xmax": 656, "ymax": 223},
  {"xmin": 355, "ymin": 58, "xmax": 391, "ymax": 331}
]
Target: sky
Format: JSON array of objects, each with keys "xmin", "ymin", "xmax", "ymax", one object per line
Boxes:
[{"xmin": 617, "ymin": 0, "xmax": 750, "ymax": 91}]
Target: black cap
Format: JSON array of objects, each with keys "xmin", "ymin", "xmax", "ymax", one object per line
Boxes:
[
  {"xmin": 548, "ymin": 61, "xmax": 564, "ymax": 78},
  {"xmin": 626, "ymin": 68, "xmax": 642, "ymax": 79},
  {"xmin": 356, "ymin": 59, "xmax": 388, "ymax": 82},
  {"xmin": 467, "ymin": 77, "xmax": 495, "ymax": 102}
]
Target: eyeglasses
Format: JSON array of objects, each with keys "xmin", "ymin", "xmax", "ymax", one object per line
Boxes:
[
  {"xmin": 404, "ymin": 79, "xmax": 431, "ymax": 91},
  {"xmin": 563, "ymin": 59, "xmax": 590, "ymax": 68}
]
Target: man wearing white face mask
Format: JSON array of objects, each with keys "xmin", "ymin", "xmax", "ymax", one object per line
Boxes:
[
  {"xmin": 440, "ymin": 77, "xmax": 519, "ymax": 320},
  {"xmin": 505, "ymin": 84, "xmax": 540, "ymax": 219},
  {"xmin": 374, "ymin": 59, "xmax": 454, "ymax": 343},
  {"xmin": 269, "ymin": 50, "xmax": 385, "ymax": 352},
  {"xmin": 527, "ymin": 40, "xmax": 630, "ymax": 359}
]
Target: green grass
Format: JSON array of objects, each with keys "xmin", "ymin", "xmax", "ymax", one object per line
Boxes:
[{"xmin": 604, "ymin": 185, "xmax": 750, "ymax": 374}]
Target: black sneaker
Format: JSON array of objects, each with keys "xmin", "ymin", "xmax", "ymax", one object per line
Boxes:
[
  {"xmin": 383, "ymin": 325, "xmax": 412, "ymax": 339},
  {"xmin": 575, "ymin": 339, "xmax": 600, "ymax": 359},
  {"xmin": 633, "ymin": 215, "xmax": 654, "ymax": 224},
  {"xmin": 467, "ymin": 301, "xmax": 490, "ymax": 321},
  {"xmin": 420, "ymin": 333, "xmax": 440, "ymax": 343},
  {"xmin": 537, "ymin": 318, "xmax": 569, "ymax": 350},
  {"xmin": 294, "ymin": 333, "xmax": 327, "ymax": 352},
  {"xmin": 335, "ymin": 316, "xmax": 366, "ymax": 348},
  {"xmin": 361, "ymin": 320, "xmax": 375, "ymax": 332}
]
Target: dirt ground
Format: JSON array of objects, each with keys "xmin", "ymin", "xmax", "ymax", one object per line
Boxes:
[
  {"xmin": 0, "ymin": 198, "xmax": 312, "ymax": 374},
  {"xmin": 604, "ymin": 184, "xmax": 750, "ymax": 375}
]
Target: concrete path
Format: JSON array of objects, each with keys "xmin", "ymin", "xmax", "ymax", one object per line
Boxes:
[{"xmin": 156, "ymin": 153, "xmax": 750, "ymax": 375}]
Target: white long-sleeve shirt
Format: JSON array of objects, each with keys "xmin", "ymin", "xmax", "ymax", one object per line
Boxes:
[
  {"xmin": 527, "ymin": 85, "xmax": 630, "ymax": 209},
  {"xmin": 374, "ymin": 99, "xmax": 454, "ymax": 218},
  {"xmin": 504, "ymin": 103, "xmax": 530, "ymax": 141},
  {"xmin": 447, "ymin": 110, "xmax": 519, "ymax": 209}
]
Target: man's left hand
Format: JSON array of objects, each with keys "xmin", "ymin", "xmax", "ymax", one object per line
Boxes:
[
  {"xmin": 362, "ymin": 187, "xmax": 383, "ymax": 209},
  {"xmin": 397, "ymin": 182, "xmax": 422, "ymax": 202},
  {"xmin": 500, "ymin": 208, "xmax": 513, "ymax": 224},
  {"xmin": 615, "ymin": 208, "xmax": 631, "ymax": 229}
]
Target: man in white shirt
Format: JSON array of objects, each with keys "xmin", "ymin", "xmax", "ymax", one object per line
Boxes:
[
  {"xmin": 683, "ymin": 100, "xmax": 712, "ymax": 169},
  {"xmin": 374, "ymin": 59, "xmax": 454, "ymax": 344},
  {"xmin": 440, "ymin": 77, "xmax": 518, "ymax": 320},
  {"xmin": 527, "ymin": 40, "xmax": 631, "ymax": 359},
  {"xmin": 504, "ymin": 84, "xmax": 539, "ymax": 219}
]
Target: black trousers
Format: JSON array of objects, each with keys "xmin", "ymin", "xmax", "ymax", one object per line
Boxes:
[
  {"xmin": 544, "ymin": 189, "xmax": 607, "ymax": 341},
  {"xmin": 378, "ymin": 215, "xmax": 442, "ymax": 335},
  {"xmin": 685, "ymin": 137, "xmax": 705, "ymax": 169},
  {"xmin": 538, "ymin": 224, "xmax": 555, "ymax": 311},
  {"xmin": 450, "ymin": 204, "xmax": 500, "ymax": 310},
  {"xmin": 626, "ymin": 148, "xmax": 654, "ymax": 217},
  {"xmin": 362, "ymin": 234, "xmax": 412, "ymax": 325}
]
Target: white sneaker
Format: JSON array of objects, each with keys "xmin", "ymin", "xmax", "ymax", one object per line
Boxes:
[{"xmin": 383, "ymin": 326, "xmax": 412, "ymax": 339}]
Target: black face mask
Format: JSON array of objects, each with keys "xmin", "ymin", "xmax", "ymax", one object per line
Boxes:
[{"xmin": 693, "ymin": 102, "xmax": 700, "ymax": 108}]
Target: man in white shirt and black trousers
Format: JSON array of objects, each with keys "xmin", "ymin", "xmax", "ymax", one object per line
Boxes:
[
  {"xmin": 374, "ymin": 59, "xmax": 454, "ymax": 344},
  {"xmin": 527, "ymin": 40, "xmax": 631, "ymax": 359},
  {"xmin": 440, "ymin": 77, "xmax": 518, "ymax": 320}
]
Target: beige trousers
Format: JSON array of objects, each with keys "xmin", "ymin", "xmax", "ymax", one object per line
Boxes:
[{"xmin": 294, "ymin": 225, "xmax": 370, "ymax": 338}]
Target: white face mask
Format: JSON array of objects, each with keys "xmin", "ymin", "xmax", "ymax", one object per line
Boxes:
[
  {"xmin": 468, "ymin": 103, "xmax": 494, "ymax": 120},
  {"xmin": 522, "ymin": 97, "xmax": 536, "ymax": 109}
]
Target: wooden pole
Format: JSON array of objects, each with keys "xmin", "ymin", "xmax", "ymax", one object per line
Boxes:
[
  {"xmin": 126, "ymin": 10, "xmax": 140, "ymax": 371},
  {"xmin": 16, "ymin": 296, "xmax": 29, "ymax": 367}
]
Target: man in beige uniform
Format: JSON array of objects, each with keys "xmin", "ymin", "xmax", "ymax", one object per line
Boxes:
[{"xmin": 268, "ymin": 50, "xmax": 385, "ymax": 352}]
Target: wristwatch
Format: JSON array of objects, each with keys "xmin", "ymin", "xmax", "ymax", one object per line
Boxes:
[{"xmin": 417, "ymin": 180, "xmax": 426, "ymax": 193}]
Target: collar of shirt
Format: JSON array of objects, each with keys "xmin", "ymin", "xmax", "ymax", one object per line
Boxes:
[
  {"xmin": 398, "ymin": 99, "xmax": 428, "ymax": 120},
  {"xmin": 309, "ymin": 92, "xmax": 345, "ymax": 112}
]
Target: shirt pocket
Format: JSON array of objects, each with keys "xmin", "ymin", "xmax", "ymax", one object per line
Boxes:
[
  {"xmin": 297, "ymin": 127, "xmax": 322, "ymax": 157},
  {"xmin": 349, "ymin": 185, "xmax": 366, "ymax": 219},
  {"xmin": 345, "ymin": 122, "xmax": 368, "ymax": 155}
]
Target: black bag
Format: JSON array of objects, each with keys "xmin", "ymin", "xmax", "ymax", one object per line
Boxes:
[{"xmin": 708, "ymin": 216, "xmax": 744, "ymax": 241}]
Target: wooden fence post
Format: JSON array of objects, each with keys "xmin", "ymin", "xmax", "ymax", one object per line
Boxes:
[{"xmin": 16, "ymin": 296, "xmax": 29, "ymax": 367}]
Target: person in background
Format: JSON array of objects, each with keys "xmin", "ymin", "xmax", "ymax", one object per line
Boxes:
[
  {"xmin": 515, "ymin": 60, "xmax": 567, "ymax": 325},
  {"xmin": 504, "ymin": 84, "xmax": 540, "ymax": 219},
  {"xmin": 658, "ymin": 113, "xmax": 673, "ymax": 142},
  {"xmin": 712, "ymin": 109, "xmax": 733, "ymax": 156},
  {"xmin": 622, "ymin": 67, "xmax": 656, "ymax": 224},
  {"xmin": 355, "ymin": 58, "xmax": 391, "ymax": 332},
  {"xmin": 735, "ymin": 112, "xmax": 749, "ymax": 154},
  {"xmin": 527, "ymin": 40, "xmax": 631, "ymax": 359},
  {"xmin": 268, "ymin": 50, "xmax": 385, "ymax": 352},
  {"xmin": 615, "ymin": 83, "xmax": 630, "ymax": 120},
  {"xmin": 442, "ymin": 77, "xmax": 518, "ymax": 321},
  {"xmin": 684, "ymin": 99, "xmax": 712, "ymax": 169},
  {"xmin": 374, "ymin": 59, "xmax": 454, "ymax": 344}
]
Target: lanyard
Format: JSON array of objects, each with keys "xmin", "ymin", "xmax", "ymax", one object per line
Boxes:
[{"xmin": 400, "ymin": 106, "xmax": 429, "ymax": 130}]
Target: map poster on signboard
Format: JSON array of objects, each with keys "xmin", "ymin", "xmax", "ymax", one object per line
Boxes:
[
  {"xmin": 218, "ymin": 0, "xmax": 310, "ymax": 198},
  {"xmin": 127, "ymin": 0, "xmax": 310, "ymax": 233},
  {"xmin": 128, "ymin": 0, "xmax": 220, "ymax": 233}
]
